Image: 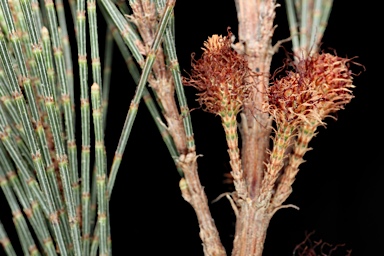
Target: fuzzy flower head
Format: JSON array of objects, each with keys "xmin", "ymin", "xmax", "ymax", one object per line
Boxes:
[
  {"xmin": 301, "ymin": 53, "xmax": 355, "ymax": 117},
  {"xmin": 183, "ymin": 31, "xmax": 251, "ymax": 117},
  {"xmin": 268, "ymin": 53, "xmax": 355, "ymax": 125},
  {"xmin": 268, "ymin": 71, "xmax": 313, "ymax": 124}
]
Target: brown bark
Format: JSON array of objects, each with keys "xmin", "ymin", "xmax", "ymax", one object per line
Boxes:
[
  {"xmin": 232, "ymin": 202, "xmax": 272, "ymax": 256},
  {"xmin": 232, "ymin": 1, "xmax": 278, "ymax": 255},
  {"xmin": 234, "ymin": 0, "xmax": 277, "ymax": 198},
  {"xmin": 179, "ymin": 153, "xmax": 226, "ymax": 256}
]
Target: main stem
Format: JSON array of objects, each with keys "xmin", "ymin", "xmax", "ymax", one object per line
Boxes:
[
  {"xmin": 232, "ymin": 202, "xmax": 272, "ymax": 256},
  {"xmin": 232, "ymin": 1, "xmax": 277, "ymax": 255},
  {"xmin": 235, "ymin": 0, "xmax": 276, "ymax": 198}
]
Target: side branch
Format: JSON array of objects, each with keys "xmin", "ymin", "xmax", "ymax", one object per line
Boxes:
[{"xmin": 178, "ymin": 153, "xmax": 226, "ymax": 256}]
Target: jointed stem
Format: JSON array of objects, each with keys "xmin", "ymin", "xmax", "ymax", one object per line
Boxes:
[
  {"xmin": 44, "ymin": 0, "xmax": 80, "ymax": 230},
  {"xmin": 91, "ymin": 84, "xmax": 108, "ymax": 256},
  {"xmin": 221, "ymin": 111, "xmax": 248, "ymax": 201},
  {"xmin": 159, "ymin": 0, "xmax": 195, "ymax": 153},
  {"xmin": 76, "ymin": 0, "xmax": 91, "ymax": 254},
  {"xmin": 0, "ymin": 116, "xmax": 65, "ymax": 255},
  {"xmin": 0, "ymin": 15, "xmax": 67, "ymax": 253},
  {"xmin": 102, "ymin": 26, "xmax": 114, "ymax": 127},
  {"xmin": 107, "ymin": 0, "xmax": 176, "ymax": 193},
  {"xmin": 0, "ymin": 220, "xmax": 17, "ymax": 256},
  {"xmin": 0, "ymin": 163, "xmax": 45, "ymax": 256},
  {"xmin": 272, "ymin": 121, "xmax": 318, "ymax": 208},
  {"xmin": 19, "ymin": 0, "xmax": 81, "ymax": 253},
  {"xmin": 99, "ymin": 0, "xmax": 144, "ymax": 66},
  {"xmin": 285, "ymin": 0, "xmax": 300, "ymax": 57},
  {"xmin": 88, "ymin": 0, "xmax": 103, "ymax": 90},
  {"xmin": 261, "ymin": 124, "xmax": 295, "ymax": 206},
  {"xmin": 55, "ymin": 0, "xmax": 74, "ymax": 109}
]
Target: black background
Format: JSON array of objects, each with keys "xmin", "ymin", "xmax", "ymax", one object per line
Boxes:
[{"xmin": 1, "ymin": 1, "xmax": 382, "ymax": 255}]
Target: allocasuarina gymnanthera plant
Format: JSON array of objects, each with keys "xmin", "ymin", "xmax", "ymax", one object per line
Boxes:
[{"xmin": 0, "ymin": 0, "xmax": 359, "ymax": 256}]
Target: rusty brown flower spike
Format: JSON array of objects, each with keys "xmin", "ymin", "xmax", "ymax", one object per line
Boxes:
[
  {"xmin": 184, "ymin": 31, "xmax": 252, "ymax": 200},
  {"xmin": 270, "ymin": 52, "xmax": 356, "ymax": 209}
]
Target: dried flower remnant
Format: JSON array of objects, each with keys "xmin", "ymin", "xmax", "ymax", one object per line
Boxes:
[
  {"xmin": 293, "ymin": 231, "xmax": 352, "ymax": 256},
  {"xmin": 184, "ymin": 31, "xmax": 252, "ymax": 200}
]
